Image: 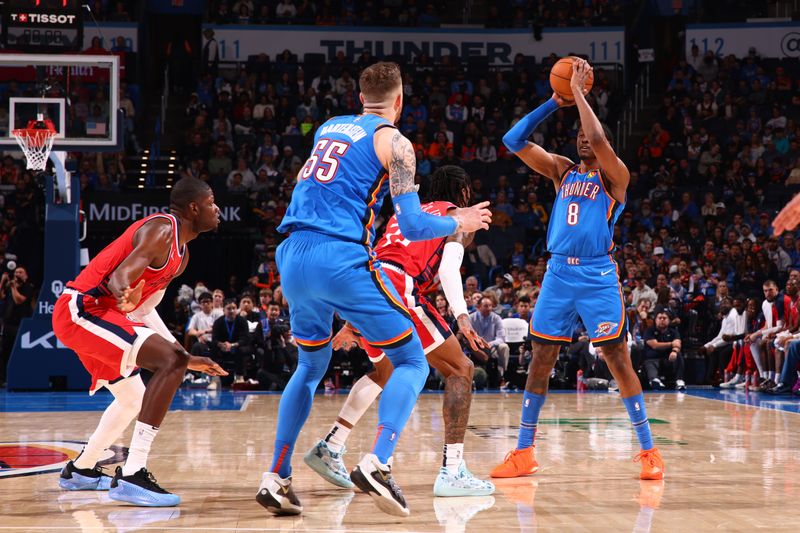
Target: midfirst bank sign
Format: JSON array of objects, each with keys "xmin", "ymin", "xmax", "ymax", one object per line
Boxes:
[{"xmin": 204, "ymin": 25, "xmax": 625, "ymax": 67}]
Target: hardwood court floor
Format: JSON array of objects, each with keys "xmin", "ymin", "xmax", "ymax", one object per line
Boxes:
[{"xmin": 1, "ymin": 390, "xmax": 798, "ymax": 532}]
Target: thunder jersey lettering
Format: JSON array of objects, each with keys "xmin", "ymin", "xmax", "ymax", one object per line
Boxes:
[
  {"xmin": 277, "ymin": 114, "xmax": 395, "ymax": 247},
  {"xmin": 376, "ymin": 201, "xmax": 456, "ymax": 293},
  {"xmin": 547, "ymin": 165, "xmax": 625, "ymax": 257}
]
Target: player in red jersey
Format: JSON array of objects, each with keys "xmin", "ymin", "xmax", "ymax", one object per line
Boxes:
[
  {"xmin": 52, "ymin": 178, "xmax": 226, "ymax": 506},
  {"xmin": 303, "ymin": 166, "xmax": 495, "ymax": 497}
]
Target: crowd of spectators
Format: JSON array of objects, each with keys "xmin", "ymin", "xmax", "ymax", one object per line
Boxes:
[
  {"xmin": 206, "ymin": 0, "xmax": 628, "ymax": 28},
  {"xmin": 2, "ymin": 18, "xmax": 800, "ymax": 395}
]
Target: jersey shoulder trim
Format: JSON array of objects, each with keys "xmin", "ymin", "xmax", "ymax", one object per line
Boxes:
[
  {"xmin": 375, "ymin": 123, "xmax": 398, "ymax": 132},
  {"xmin": 558, "ymin": 162, "xmax": 579, "ymax": 184}
]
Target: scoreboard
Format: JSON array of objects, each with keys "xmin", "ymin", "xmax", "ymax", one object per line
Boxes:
[{"xmin": 2, "ymin": 0, "xmax": 84, "ymax": 52}]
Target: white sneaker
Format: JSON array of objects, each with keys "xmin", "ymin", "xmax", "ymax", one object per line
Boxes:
[
  {"xmin": 433, "ymin": 462, "xmax": 495, "ymax": 497},
  {"xmin": 650, "ymin": 378, "xmax": 665, "ymax": 390},
  {"xmin": 675, "ymin": 379, "xmax": 686, "ymax": 391},
  {"xmin": 350, "ymin": 454, "xmax": 409, "ymax": 517},
  {"xmin": 719, "ymin": 375, "xmax": 742, "ymax": 389},
  {"xmin": 255, "ymin": 472, "xmax": 302, "ymax": 516},
  {"xmin": 734, "ymin": 379, "xmax": 748, "ymax": 389}
]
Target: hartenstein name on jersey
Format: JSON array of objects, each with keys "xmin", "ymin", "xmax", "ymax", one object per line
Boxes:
[
  {"xmin": 560, "ymin": 180, "xmax": 601, "ymax": 201},
  {"xmin": 318, "ymin": 123, "xmax": 368, "ymax": 143}
]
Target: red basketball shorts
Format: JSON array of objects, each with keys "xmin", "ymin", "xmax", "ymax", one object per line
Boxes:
[
  {"xmin": 52, "ymin": 288, "xmax": 156, "ymax": 393},
  {"xmin": 363, "ymin": 263, "xmax": 452, "ymax": 363}
]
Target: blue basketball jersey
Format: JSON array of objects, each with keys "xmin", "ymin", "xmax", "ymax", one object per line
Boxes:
[
  {"xmin": 546, "ymin": 164, "xmax": 626, "ymax": 257},
  {"xmin": 277, "ymin": 114, "xmax": 395, "ymax": 247}
]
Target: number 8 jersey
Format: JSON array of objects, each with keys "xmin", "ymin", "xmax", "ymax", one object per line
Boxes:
[
  {"xmin": 278, "ymin": 114, "xmax": 397, "ymax": 248},
  {"xmin": 547, "ymin": 164, "xmax": 626, "ymax": 258}
]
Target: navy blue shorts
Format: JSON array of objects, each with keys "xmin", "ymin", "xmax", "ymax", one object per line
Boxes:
[
  {"xmin": 529, "ymin": 254, "xmax": 627, "ymax": 347},
  {"xmin": 276, "ymin": 231, "xmax": 415, "ymax": 352}
]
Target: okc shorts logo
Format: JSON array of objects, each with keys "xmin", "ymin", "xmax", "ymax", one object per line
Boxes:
[
  {"xmin": 781, "ymin": 32, "xmax": 800, "ymax": 57},
  {"xmin": 0, "ymin": 441, "xmax": 126, "ymax": 479},
  {"xmin": 594, "ymin": 321, "xmax": 618, "ymax": 336}
]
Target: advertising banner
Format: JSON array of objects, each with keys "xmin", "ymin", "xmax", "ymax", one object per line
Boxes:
[
  {"xmin": 203, "ymin": 25, "xmax": 626, "ymax": 67},
  {"xmin": 686, "ymin": 22, "xmax": 800, "ymax": 59},
  {"xmin": 84, "ymin": 191, "xmax": 249, "ymax": 232}
]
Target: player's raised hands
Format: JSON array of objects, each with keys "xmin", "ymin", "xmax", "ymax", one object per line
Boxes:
[
  {"xmin": 117, "ymin": 279, "xmax": 145, "ymax": 313},
  {"xmin": 551, "ymin": 92, "xmax": 575, "ymax": 107},
  {"xmin": 569, "ymin": 58, "xmax": 593, "ymax": 98},
  {"xmin": 772, "ymin": 193, "xmax": 800, "ymax": 235},
  {"xmin": 453, "ymin": 201, "xmax": 492, "ymax": 233}
]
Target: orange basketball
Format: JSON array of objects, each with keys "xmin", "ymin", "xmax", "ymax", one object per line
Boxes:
[{"xmin": 549, "ymin": 56, "xmax": 594, "ymax": 101}]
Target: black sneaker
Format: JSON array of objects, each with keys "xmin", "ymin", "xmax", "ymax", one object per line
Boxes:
[
  {"xmin": 350, "ymin": 453, "xmax": 409, "ymax": 517},
  {"xmin": 765, "ymin": 383, "xmax": 793, "ymax": 395},
  {"xmin": 59, "ymin": 461, "xmax": 113, "ymax": 491},
  {"xmin": 108, "ymin": 466, "xmax": 181, "ymax": 506}
]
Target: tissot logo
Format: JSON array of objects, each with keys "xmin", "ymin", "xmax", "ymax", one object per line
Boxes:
[
  {"xmin": 0, "ymin": 441, "xmax": 127, "ymax": 479},
  {"xmin": 10, "ymin": 13, "xmax": 77, "ymax": 24}
]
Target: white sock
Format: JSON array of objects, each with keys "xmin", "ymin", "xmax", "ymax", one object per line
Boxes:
[
  {"xmin": 337, "ymin": 375, "xmax": 383, "ymax": 429},
  {"xmin": 74, "ymin": 375, "xmax": 144, "ymax": 470},
  {"xmin": 122, "ymin": 421, "xmax": 159, "ymax": 476},
  {"xmin": 443, "ymin": 443, "xmax": 464, "ymax": 474},
  {"xmin": 750, "ymin": 343, "xmax": 764, "ymax": 375},
  {"xmin": 325, "ymin": 422, "xmax": 351, "ymax": 453}
]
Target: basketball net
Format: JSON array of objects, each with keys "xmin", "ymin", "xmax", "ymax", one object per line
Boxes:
[{"xmin": 12, "ymin": 114, "xmax": 57, "ymax": 171}]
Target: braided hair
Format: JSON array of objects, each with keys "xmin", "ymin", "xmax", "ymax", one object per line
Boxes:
[{"xmin": 422, "ymin": 165, "xmax": 472, "ymax": 208}]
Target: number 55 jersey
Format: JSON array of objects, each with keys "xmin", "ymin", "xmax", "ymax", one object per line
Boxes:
[{"xmin": 278, "ymin": 114, "xmax": 396, "ymax": 248}]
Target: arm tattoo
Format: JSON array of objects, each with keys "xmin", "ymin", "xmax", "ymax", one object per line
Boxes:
[{"xmin": 388, "ymin": 131, "xmax": 417, "ymax": 197}]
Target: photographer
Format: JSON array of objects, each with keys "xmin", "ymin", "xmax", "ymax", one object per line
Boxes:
[
  {"xmin": 0, "ymin": 265, "xmax": 35, "ymax": 385},
  {"xmin": 262, "ymin": 302, "xmax": 297, "ymax": 382}
]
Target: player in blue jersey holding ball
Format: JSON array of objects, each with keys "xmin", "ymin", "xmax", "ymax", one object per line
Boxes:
[
  {"xmin": 491, "ymin": 58, "xmax": 665, "ymax": 481},
  {"xmin": 255, "ymin": 61, "xmax": 492, "ymax": 517}
]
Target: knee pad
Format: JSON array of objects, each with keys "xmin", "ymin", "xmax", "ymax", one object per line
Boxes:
[{"xmin": 106, "ymin": 373, "xmax": 145, "ymax": 413}]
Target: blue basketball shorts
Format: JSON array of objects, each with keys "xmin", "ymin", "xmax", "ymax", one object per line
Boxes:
[
  {"xmin": 276, "ymin": 230, "xmax": 415, "ymax": 351},
  {"xmin": 529, "ymin": 254, "xmax": 627, "ymax": 347}
]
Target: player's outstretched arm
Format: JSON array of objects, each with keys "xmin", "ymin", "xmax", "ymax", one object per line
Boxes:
[
  {"xmin": 375, "ymin": 129, "xmax": 492, "ymax": 240},
  {"xmin": 570, "ymin": 58, "xmax": 630, "ymax": 202},
  {"xmin": 502, "ymin": 94, "xmax": 574, "ymax": 184},
  {"xmin": 439, "ymin": 229, "xmax": 490, "ymax": 352},
  {"xmin": 107, "ymin": 219, "xmax": 173, "ymax": 311}
]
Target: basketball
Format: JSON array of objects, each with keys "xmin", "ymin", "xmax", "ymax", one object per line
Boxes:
[{"xmin": 550, "ymin": 56, "xmax": 594, "ymax": 101}]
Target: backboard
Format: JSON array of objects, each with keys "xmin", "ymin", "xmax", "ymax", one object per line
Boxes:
[{"xmin": 0, "ymin": 53, "xmax": 120, "ymax": 152}]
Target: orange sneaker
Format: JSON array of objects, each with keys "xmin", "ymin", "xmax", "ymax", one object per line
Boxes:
[
  {"xmin": 634, "ymin": 448, "xmax": 665, "ymax": 480},
  {"xmin": 490, "ymin": 447, "xmax": 539, "ymax": 478}
]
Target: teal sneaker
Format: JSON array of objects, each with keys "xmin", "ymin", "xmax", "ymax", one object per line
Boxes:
[
  {"xmin": 433, "ymin": 463, "xmax": 495, "ymax": 497},
  {"xmin": 303, "ymin": 439, "xmax": 354, "ymax": 489}
]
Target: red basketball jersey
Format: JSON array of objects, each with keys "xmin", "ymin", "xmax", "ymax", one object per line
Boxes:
[
  {"xmin": 67, "ymin": 213, "xmax": 185, "ymax": 310},
  {"xmin": 375, "ymin": 201, "xmax": 456, "ymax": 294}
]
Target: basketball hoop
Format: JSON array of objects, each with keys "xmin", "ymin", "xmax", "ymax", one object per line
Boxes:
[{"xmin": 12, "ymin": 114, "xmax": 58, "ymax": 171}]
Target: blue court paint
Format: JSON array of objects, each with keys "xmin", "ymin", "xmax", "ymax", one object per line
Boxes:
[{"xmin": 1, "ymin": 388, "xmax": 798, "ymax": 414}]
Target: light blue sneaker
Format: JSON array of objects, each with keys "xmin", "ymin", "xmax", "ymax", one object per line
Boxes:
[
  {"xmin": 59, "ymin": 461, "xmax": 113, "ymax": 491},
  {"xmin": 433, "ymin": 463, "xmax": 495, "ymax": 497},
  {"xmin": 108, "ymin": 467, "xmax": 180, "ymax": 507},
  {"xmin": 304, "ymin": 439, "xmax": 354, "ymax": 489}
]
